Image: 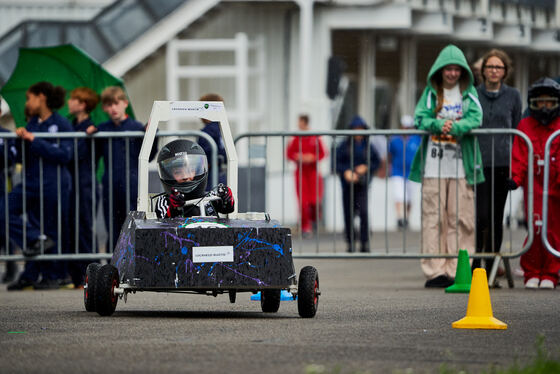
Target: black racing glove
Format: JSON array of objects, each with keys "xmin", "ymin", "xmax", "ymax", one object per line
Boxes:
[
  {"xmin": 167, "ymin": 188, "xmax": 185, "ymax": 217},
  {"xmin": 216, "ymin": 183, "xmax": 234, "ymax": 214},
  {"xmin": 505, "ymin": 178, "xmax": 519, "ymax": 191}
]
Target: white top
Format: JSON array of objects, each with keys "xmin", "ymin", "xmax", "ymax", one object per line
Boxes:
[{"xmin": 424, "ymin": 85, "xmax": 465, "ymax": 179}]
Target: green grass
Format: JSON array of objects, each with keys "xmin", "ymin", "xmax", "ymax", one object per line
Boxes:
[
  {"xmin": 303, "ymin": 336, "xmax": 560, "ymax": 374},
  {"xmin": 480, "ymin": 335, "xmax": 560, "ymax": 374}
]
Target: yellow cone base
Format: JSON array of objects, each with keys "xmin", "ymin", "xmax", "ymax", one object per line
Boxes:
[
  {"xmin": 452, "ymin": 268, "xmax": 508, "ymax": 330},
  {"xmin": 452, "ymin": 316, "xmax": 507, "ymax": 330}
]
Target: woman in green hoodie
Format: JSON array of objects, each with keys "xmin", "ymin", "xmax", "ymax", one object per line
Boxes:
[{"xmin": 409, "ymin": 44, "xmax": 484, "ymax": 288}]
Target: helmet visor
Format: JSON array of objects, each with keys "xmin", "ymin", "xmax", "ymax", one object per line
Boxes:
[
  {"xmin": 158, "ymin": 154, "xmax": 208, "ymax": 184},
  {"xmin": 529, "ymin": 96, "xmax": 559, "ymax": 111}
]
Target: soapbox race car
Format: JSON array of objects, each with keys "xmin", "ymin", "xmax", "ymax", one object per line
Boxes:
[{"xmin": 83, "ymin": 101, "xmax": 320, "ymax": 318}]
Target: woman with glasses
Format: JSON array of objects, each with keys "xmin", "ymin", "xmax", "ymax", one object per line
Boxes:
[{"xmin": 473, "ymin": 49, "xmax": 522, "ymax": 284}]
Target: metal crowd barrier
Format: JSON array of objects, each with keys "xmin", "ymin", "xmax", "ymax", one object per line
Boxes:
[
  {"xmin": 1, "ymin": 128, "xmax": 534, "ymax": 287},
  {"xmin": 541, "ymin": 128, "xmax": 560, "ymax": 258},
  {"xmin": 235, "ymin": 129, "xmax": 534, "ymax": 284},
  {"xmin": 0, "ymin": 130, "xmax": 217, "ymax": 262}
]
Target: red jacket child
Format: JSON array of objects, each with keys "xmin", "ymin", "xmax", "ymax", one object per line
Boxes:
[
  {"xmin": 510, "ymin": 78, "xmax": 560, "ymax": 289},
  {"xmin": 286, "ymin": 115, "xmax": 327, "ymax": 235}
]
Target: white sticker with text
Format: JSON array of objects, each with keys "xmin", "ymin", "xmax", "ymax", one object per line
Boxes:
[{"xmin": 192, "ymin": 246, "xmax": 234, "ymax": 263}]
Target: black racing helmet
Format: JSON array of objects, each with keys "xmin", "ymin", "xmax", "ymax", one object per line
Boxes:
[
  {"xmin": 528, "ymin": 77, "xmax": 560, "ymax": 126},
  {"xmin": 157, "ymin": 139, "xmax": 208, "ymax": 199}
]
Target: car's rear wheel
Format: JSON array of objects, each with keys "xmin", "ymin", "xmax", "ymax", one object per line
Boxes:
[
  {"xmin": 298, "ymin": 266, "xmax": 319, "ymax": 318},
  {"xmin": 95, "ymin": 264, "xmax": 119, "ymax": 316},
  {"xmin": 260, "ymin": 289, "xmax": 281, "ymax": 313},
  {"xmin": 84, "ymin": 263, "xmax": 101, "ymax": 312}
]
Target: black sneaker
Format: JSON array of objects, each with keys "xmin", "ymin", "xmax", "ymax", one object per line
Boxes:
[
  {"xmin": 2, "ymin": 261, "xmax": 17, "ymax": 283},
  {"xmin": 360, "ymin": 243, "xmax": 370, "ymax": 253},
  {"xmin": 23, "ymin": 237, "xmax": 55, "ymax": 257},
  {"xmin": 33, "ymin": 278, "xmax": 60, "ymax": 290},
  {"xmin": 425, "ymin": 275, "xmax": 454, "ymax": 288},
  {"xmin": 7, "ymin": 277, "xmax": 35, "ymax": 291}
]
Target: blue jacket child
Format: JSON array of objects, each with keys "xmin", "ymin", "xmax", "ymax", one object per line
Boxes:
[
  {"xmin": 0, "ymin": 127, "xmax": 18, "ymax": 282},
  {"xmin": 198, "ymin": 121, "xmax": 227, "ymax": 190},
  {"xmin": 4, "ymin": 82, "xmax": 74, "ymax": 290},
  {"xmin": 335, "ymin": 115, "xmax": 380, "ymax": 252},
  {"xmin": 0, "ymin": 127, "xmax": 17, "ymax": 196},
  {"xmin": 65, "ymin": 86, "xmax": 101, "ymax": 287},
  {"xmin": 94, "ymin": 86, "xmax": 144, "ymax": 252}
]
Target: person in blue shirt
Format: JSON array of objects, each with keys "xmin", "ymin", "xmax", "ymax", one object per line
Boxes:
[
  {"xmin": 197, "ymin": 93, "xmax": 227, "ymax": 191},
  {"xmin": 335, "ymin": 116, "xmax": 381, "ymax": 253},
  {"xmin": 66, "ymin": 87, "xmax": 100, "ymax": 288},
  {"xmin": 4, "ymin": 82, "xmax": 74, "ymax": 291},
  {"xmin": 388, "ymin": 115, "xmax": 421, "ymax": 229},
  {"xmin": 90, "ymin": 86, "xmax": 144, "ymax": 253},
  {"xmin": 1, "ymin": 123, "xmax": 18, "ymax": 283}
]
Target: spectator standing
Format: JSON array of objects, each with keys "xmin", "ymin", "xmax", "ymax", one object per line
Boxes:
[
  {"xmin": 335, "ymin": 116, "xmax": 380, "ymax": 253},
  {"xmin": 3, "ymin": 82, "xmax": 74, "ymax": 290},
  {"xmin": 66, "ymin": 87, "xmax": 100, "ymax": 287},
  {"xmin": 409, "ymin": 45, "xmax": 484, "ymax": 288},
  {"xmin": 1, "ymin": 123, "xmax": 18, "ymax": 283},
  {"xmin": 286, "ymin": 114, "xmax": 327, "ymax": 237},
  {"xmin": 473, "ymin": 49, "xmax": 522, "ymax": 278},
  {"xmin": 197, "ymin": 93, "xmax": 227, "ymax": 191},
  {"xmin": 509, "ymin": 77, "xmax": 560, "ymax": 289},
  {"xmin": 92, "ymin": 86, "xmax": 144, "ymax": 252},
  {"xmin": 388, "ymin": 115, "xmax": 421, "ymax": 229}
]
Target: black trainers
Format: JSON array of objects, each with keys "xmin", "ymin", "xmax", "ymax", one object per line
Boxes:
[
  {"xmin": 7, "ymin": 277, "xmax": 35, "ymax": 291},
  {"xmin": 23, "ymin": 237, "xmax": 55, "ymax": 257},
  {"xmin": 33, "ymin": 278, "xmax": 60, "ymax": 290},
  {"xmin": 360, "ymin": 243, "xmax": 370, "ymax": 253},
  {"xmin": 424, "ymin": 275, "xmax": 454, "ymax": 288},
  {"xmin": 2, "ymin": 261, "xmax": 17, "ymax": 283}
]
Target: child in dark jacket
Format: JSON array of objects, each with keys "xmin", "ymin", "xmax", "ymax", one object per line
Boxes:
[
  {"xmin": 0, "ymin": 126, "xmax": 17, "ymax": 283},
  {"xmin": 67, "ymin": 87, "xmax": 100, "ymax": 287},
  {"xmin": 3, "ymin": 82, "xmax": 74, "ymax": 291},
  {"xmin": 90, "ymin": 86, "xmax": 144, "ymax": 251},
  {"xmin": 335, "ymin": 116, "xmax": 380, "ymax": 253},
  {"xmin": 153, "ymin": 139, "xmax": 234, "ymax": 219}
]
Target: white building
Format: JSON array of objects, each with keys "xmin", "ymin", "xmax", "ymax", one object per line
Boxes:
[{"xmin": 0, "ymin": 0, "xmax": 558, "ymax": 231}]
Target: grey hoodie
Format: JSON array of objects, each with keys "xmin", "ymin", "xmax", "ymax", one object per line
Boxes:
[{"xmin": 476, "ymin": 83, "xmax": 522, "ymax": 167}]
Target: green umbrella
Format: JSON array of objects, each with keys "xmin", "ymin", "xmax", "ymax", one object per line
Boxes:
[{"xmin": 0, "ymin": 44, "xmax": 135, "ymax": 127}]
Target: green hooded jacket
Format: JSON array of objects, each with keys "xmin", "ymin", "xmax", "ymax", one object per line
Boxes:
[{"xmin": 409, "ymin": 44, "xmax": 484, "ymax": 185}]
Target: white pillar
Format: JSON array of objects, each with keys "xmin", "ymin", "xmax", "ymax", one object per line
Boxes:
[
  {"xmin": 358, "ymin": 32, "xmax": 375, "ymax": 127},
  {"xmin": 296, "ymin": 0, "xmax": 314, "ymax": 108},
  {"xmin": 165, "ymin": 39, "xmax": 179, "ymax": 131},
  {"xmin": 557, "ymin": 0, "xmax": 560, "ymax": 28},
  {"xmin": 187, "ymin": 52, "xmax": 200, "ymax": 101},
  {"xmin": 399, "ymin": 36, "xmax": 417, "ymax": 120},
  {"xmin": 515, "ymin": 51, "xmax": 529, "ymax": 106},
  {"xmin": 235, "ymin": 32, "xmax": 249, "ymax": 163}
]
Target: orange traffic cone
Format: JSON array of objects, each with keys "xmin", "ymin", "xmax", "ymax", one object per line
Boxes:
[{"xmin": 452, "ymin": 268, "xmax": 507, "ymax": 330}]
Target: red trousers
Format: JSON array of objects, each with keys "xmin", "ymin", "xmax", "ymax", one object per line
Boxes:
[{"xmin": 521, "ymin": 191, "xmax": 560, "ymax": 283}]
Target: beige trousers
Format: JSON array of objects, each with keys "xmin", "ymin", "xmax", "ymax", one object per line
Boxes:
[{"xmin": 421, "ymin": 178, "xmax": 475, "ymax": 279}]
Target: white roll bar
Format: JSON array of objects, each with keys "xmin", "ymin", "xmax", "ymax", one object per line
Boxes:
[{"xmin": 137, "ymin": 101, "xmax": 238, "ymax": 217}]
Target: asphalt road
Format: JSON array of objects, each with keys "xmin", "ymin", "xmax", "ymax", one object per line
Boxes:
[{"xmin": 1, "ymin": 257, "xmax": 559, "ymax": 374}]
